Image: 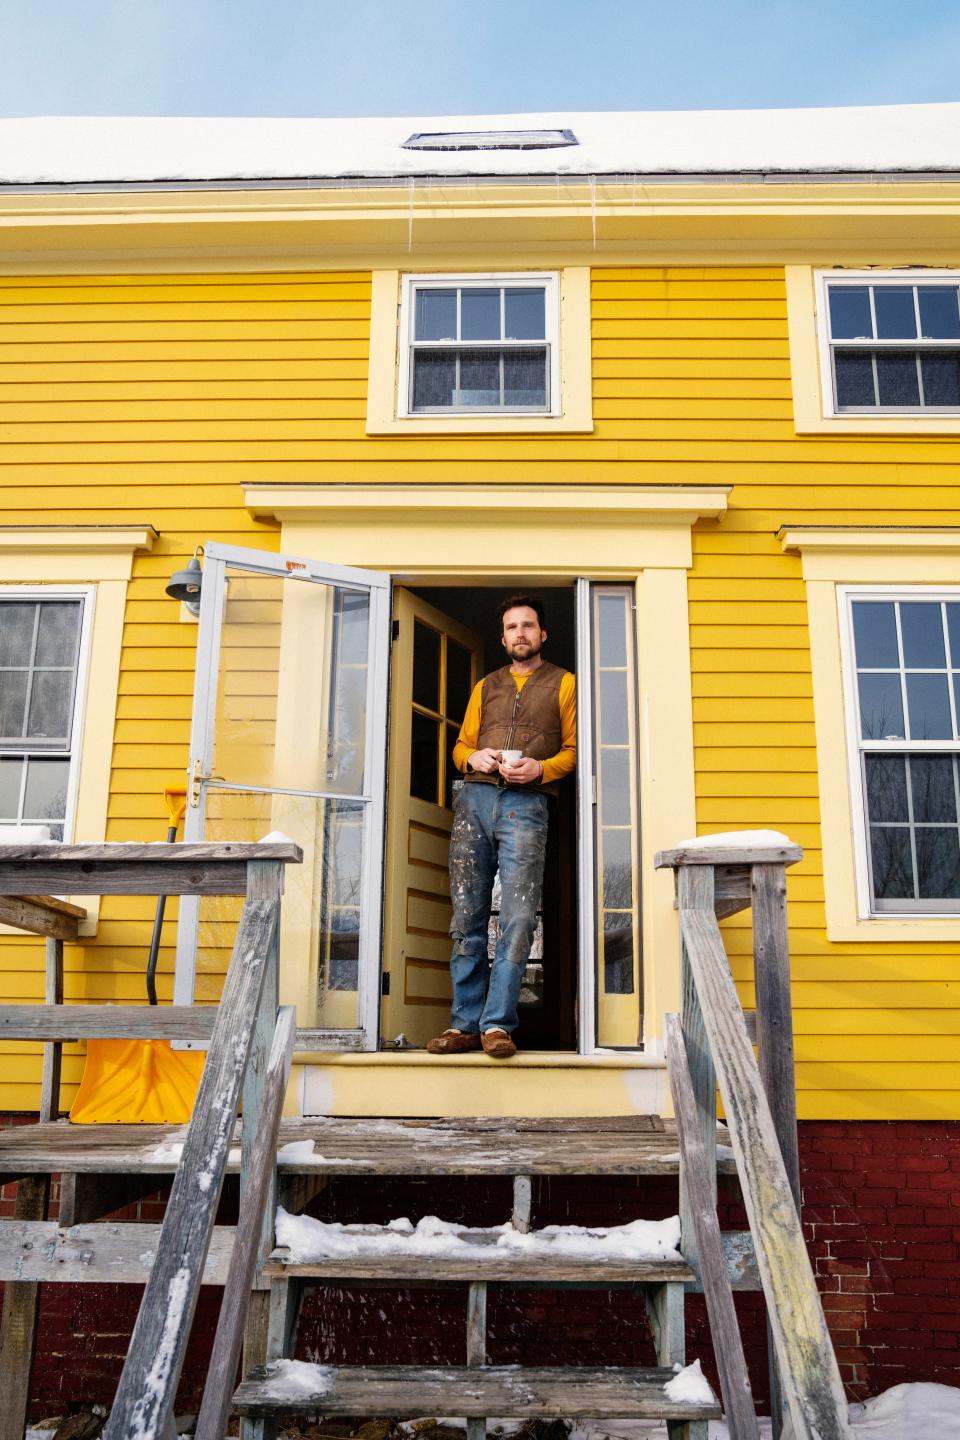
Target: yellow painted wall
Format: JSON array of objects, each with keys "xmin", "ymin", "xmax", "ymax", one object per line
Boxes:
[{"xmin": 0, "ymin": 263, "xmax": 957, "ymax": 1118}]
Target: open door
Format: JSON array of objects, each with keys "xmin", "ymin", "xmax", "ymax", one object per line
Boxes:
[
  {"xmin": 175, "ymin": 542, "xmax": 391, "ymax": 1051},
  {"xmin": 383, "ymin": 588, "xmax": 483, "ymax": 1047}
]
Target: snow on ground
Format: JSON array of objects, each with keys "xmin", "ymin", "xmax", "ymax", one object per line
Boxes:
[{"xmin": 273, "ymin": 1210, "xmax": 683, "ymax": 1263}]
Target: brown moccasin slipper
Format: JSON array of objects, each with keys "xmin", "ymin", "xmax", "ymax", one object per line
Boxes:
[
  {"xmin": 426, "ymin": 1029, "xmax": 482, "ymax": 1054},
  {"xmin": 481, "ymin": 1029, "xmax": 517, "ymax": 1059}
]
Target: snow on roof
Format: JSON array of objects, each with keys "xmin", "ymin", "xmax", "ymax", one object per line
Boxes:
[{"xmin": 3, "ymin": 104, "xmax": 960, "ymax": 187}]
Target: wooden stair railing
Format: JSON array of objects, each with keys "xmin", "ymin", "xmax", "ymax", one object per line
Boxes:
[
  {"xmin": 656, "ymin": 838, "xmax": 853, "ymax": 1440},
  {"xmin": 0, "ymin": 841, "xmax": 301, "ymax": 1440}
]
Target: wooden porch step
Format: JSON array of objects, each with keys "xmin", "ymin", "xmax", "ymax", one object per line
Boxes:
[
  {"xmin": 233, "ymin": 1363, "xmax": 722, "ymax": 1421},
  {"xmin": 264, "ymin": 1243, "xmax": 695, "ymax": 1287},
  {"xmin": 0, "ymin": 1114, "xmax": 736, "ymax": 1181}
]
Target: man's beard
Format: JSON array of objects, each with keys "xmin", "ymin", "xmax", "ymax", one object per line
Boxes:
[{"xmin": 506, "ymin": 639, "xmax": 542, "ymax": 661}]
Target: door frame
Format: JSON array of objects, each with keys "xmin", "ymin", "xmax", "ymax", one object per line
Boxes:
[{"xmin": 174, "ymin": 540, "xmax": 392, "ymax": 1052}]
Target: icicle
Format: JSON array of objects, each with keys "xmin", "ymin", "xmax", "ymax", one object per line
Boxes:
[
  {"xmin": 408, "ymin": 176, "xmax": 415, "ymax": 252},
  {"xmin": 591, "ymin": 175, "xmax": 597, "ymax": 249}
]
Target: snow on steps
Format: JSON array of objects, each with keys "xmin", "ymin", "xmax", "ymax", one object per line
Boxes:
[
  {"xmin": 232, "ymin": 1362, "xmax": 722, "ymax": 1422},
  {"xmin": 264, "ymin": 1209, "xmax": 695, "ymax": 1284}
]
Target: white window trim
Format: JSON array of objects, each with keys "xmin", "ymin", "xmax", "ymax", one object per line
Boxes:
[
  {"xmin": 366, "ymin": 269, "xmax": 593, "ymax": 435},
  {"xmin": 839, "ymin": 583, "xmax": 960, "ymax": 918},
  {"xmin": 397, "ymin": 271, "xmax": 560, "ymax": 419},
  {"xmin": 785, "ymin": 265, "xmax": 960, "ymax": 436},
  {"xmin": 817, "ymin": 269, "xmax": 960, "ymax": 420},
  {"xmin": 0, "ymin": 585, "xmax": 95, "ymax": 845}
]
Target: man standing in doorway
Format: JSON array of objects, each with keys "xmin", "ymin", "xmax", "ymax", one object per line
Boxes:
[{"xmin": 427, "ymin": 595, "xmax": 576, "ymax": 1059}]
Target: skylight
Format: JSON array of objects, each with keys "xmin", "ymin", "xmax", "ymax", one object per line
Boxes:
[{"xmin": 401, "ymin": 129, "xmax": 578, "ymax": 152}]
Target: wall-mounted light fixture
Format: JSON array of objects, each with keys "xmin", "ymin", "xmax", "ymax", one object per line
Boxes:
[{"xmin": 165, "ymin": 545, "xmax": 204, "ymax": 617}]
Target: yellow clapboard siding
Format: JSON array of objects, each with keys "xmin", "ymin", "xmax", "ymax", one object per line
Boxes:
[{"xmin": 1, "ymin": 259, "xmax": 956, "ymax": 1122}]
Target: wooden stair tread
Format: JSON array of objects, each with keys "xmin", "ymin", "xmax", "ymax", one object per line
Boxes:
[
  {"xmin": 265, "ymin": 1241, "xmax": 695, "ymax": 1285},
  {"xmin": 0, "ymin": 1115, "xmax": 736, "ymax": 1178},
  {"xmin": 233, "ymin": 1363, "xmax": 722, "ymax": 1420},
  {"xmin": 0, "ymin": 1219, "xmax": 235, "ymax": 1284}
]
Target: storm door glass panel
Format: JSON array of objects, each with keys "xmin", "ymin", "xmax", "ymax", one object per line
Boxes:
[
  {"xmin": 180, "ymin": 545, "xmax": 389, "ymax": 1044},
  {"xmin": 591, "ymin": 586, "xmax": 642, "ymax": 1046}
]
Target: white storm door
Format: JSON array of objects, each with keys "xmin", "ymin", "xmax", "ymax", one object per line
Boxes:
[{"xmin": 174, "ymin": 542, "xmax": 391, "ymax": 1052}]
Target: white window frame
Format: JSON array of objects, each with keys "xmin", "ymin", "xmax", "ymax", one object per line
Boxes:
[
  {"xmin": 397, "ymin": 272, "xmax": 561, "ymax": 419},
  {"xmin": 0, "ymin": 584, "xmax": 95, "ymax": 844},
  {"xmin": 816, "ymin": 269, "xmax": 960, "ymax": 419},
  {"xmin": 840, "ymin": 582, "xmax": 960, "ymax": 917}
]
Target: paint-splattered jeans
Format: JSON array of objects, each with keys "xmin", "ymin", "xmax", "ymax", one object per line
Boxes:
[{"xmin": 448, "ymin": 781, "xmax": 550, "ymax": 1036}]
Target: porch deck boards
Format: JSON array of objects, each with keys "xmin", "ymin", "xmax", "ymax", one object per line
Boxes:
[{"xmin": 0, "ymin": 1114, "xmax": 736, "ymax": 1179}]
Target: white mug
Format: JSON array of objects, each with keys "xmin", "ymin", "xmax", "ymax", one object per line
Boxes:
[{"xmin": 500, "ymin": 749, "xmax": 523, "ymax": 765}]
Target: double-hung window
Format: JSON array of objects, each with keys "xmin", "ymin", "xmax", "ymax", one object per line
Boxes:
[
  {"xmin": 819, "ymin": 272, "xmax": 960, "ymax": 415},
  {"xmin": 398, "ymin": 273, "xmax": 559, "ymax": 416},
  {"xmin": 0, "ymin": 591, "xmax": 89, "ymax": 841},
  {"xmin": 846, "ymin": 590, "xmax": 960, "ymax": 912}
]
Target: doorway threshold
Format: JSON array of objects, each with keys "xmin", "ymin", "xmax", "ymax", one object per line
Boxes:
[{"xmin": 299, "ymin": 1050, "xmax": 668, "ymax": 1119}]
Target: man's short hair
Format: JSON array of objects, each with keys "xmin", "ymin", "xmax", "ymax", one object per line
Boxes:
[{"xmin": 497, "ymin": 593, "xmax": 546, "ymax": 633}]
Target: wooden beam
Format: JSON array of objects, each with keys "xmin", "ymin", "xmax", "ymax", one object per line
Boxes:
[
  {"xmin": 0, "ymin": 1004, "xmax": 218, "ymax": 1042},
  {"xmin": 655, "ymin": 841, "xmax": 803, "ymax": 869},
  {"xmin": 678, "ymin": 902, "xmax": 852, "ymax": 1440},
  {"xmin": 678, "ymin": 864, "xmax": 716, "ymax": 1281},
  {"xmin": 0, "ymin": 1220, "xmax": 235, "ymax": 1284},
  {"xmin": 466, "ymin": 1281, "xmax": 488, "ymax": 1440},
  {"xmin": 0, "ymin": 842, "xmax": 301, "ymax": 899},
  {"xmin": 512, "ymin": 1175, "xmax": 532, "ymax": 1234},
  {"xmin": 666, "ymin": 1014, "xmax": 760, "ymax": 1440},
  {"xmin": 0, "ymin": 896, "xmax": 81, "ymax": 939},
  {"xmin": 102, "ymin": 876, "xmax": 281, "ymax": 1440},
  {"xmin": 196, "ymin": 1006, "xmax": 296, "ymax": 1440}
]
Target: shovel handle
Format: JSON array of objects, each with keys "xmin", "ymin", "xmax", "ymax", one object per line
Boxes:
[{"xmin": 146, "ymin": 818, "xmax": 181, "ymax": 1005}]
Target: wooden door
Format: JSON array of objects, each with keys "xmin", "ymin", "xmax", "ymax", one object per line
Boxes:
[{"xmin": 383, "ymin": 589, "xmax": 483, "ymax": 1046}]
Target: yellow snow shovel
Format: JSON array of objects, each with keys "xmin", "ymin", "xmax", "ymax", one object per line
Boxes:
[{"xmin": 70, "ymin": 786, "xmax": 206, "ymax": 1124}]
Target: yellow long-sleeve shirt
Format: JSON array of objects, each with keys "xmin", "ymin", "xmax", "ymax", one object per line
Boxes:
[{"xmin": 453, "ymin": 669, "xmax": 577, "ymax": 786}]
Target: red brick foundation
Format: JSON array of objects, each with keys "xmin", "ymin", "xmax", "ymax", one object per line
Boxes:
[{"xmin": 2, "ymin": 1118, "xmax": 958, "ymax": 1420}]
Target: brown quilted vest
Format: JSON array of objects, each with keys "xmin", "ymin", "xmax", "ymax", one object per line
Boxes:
[{"xmin": 465, "ymin": 660, "xmax": 568, "ymax": 797}]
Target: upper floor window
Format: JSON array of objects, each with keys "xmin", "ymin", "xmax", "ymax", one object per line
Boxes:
[
  {"xmin": 847, "ymin": 591, "xmax": 960, "ymax": 912},
  {"xmin": 820, "ymin": 272, "xmax": 960, "ymax": 415},
  {"xmin": 0, "ymin": 592, "xmax": 89, "ymax": 840},
  {"xmin": 398, "ymin": 273, "xmax": 560, "ymax": 418}
]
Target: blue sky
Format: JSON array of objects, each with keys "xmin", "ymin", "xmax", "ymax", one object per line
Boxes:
[{"xmin": 2, "ymin": 0, "xmax": 959, "ymax": 118}]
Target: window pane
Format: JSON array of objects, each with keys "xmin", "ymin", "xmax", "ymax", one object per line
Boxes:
[
  {"xmin": 415, "ymin": 289, "xmax": 456, "ymax": 341},
  {"xmin": 906, "ymin": 673, "xmax": 952, "ymax": 739},
  {"xmin": 412, "ymin": 351, "xmax": 456, "ymax": 409},
  {"xmin": 0, "ymin": 755, "xmax": 23, "ymax": 818},
  {"xmin": 835, "ymin": 351, "xmax": 876, "ymax": 407},
  {"xmin": 900, "ymin": 602, "xmax": 946, "ymax": 668},
  {"xmin": 910, "ymin": 755, "xmax": 957, "ymax": 823},
  {"xmin": 599, "ymin": 746, "xmax": 631, "ymax": 825},
  {"xmin": 876, "ymin": 352, "xmax": 921, "ymax": 407},
  {"xmin": 35, "ymin": 602, "xmax": 81, "ymax": 667},
  {"xmin": 920, "ymin": 353, "xmax": 960, "ymax": 406},
  {"xmin": 866, "ymin": 755, "xmax": 909, "ymax": 823},
  {"xmin": 874, "ymin": 287, "xmax": 917, "ymax": 340},
  {"xmin": 828, "ymin": 287, "xmax": 872, "ymax": 339},
  {"xmin": 0, "ymin": 603, "xmax": 37, "ymax": 666},
  {"xmin": 599, "ymin": 670, "xmax": 629, "ymax": 744},
  {"xmin": 503, "ymin": 348, "xmax": 547, "ymax": 407},
  {"xmin": 319, "ymin": 800, "xmax": 364, "ymax": 997},
  {"xmin": 410, "ymin": 710, "xmax": 439, "ymax": 803},
  {"xmin": 413, "ymin": 621, "xmax": 440, "ymax": 712},
  {"xmin": 445, "ymin": 727, "xmax": 461, "ymax": 810},
  {"xmin": 458, "ymin": 349, "xmax": 500, "ymax": 406},
  {"xmin": 853, "ymin": 602, "xmax": 899, "ymax": 668},
  {"xmin": 858, "ymin": 672, "xmax": 904, "ymax": 740},
  {"xmin": 916, "ymin": 828, "xmax": 960, "ymax": 900},
  {"xmin": 870, "ymin": 826, "xmax": 915, "ymax": 899},
  {"xmin": 597, "ymin": 593, "xmax": 628, "ymax": 666},
  {"xmin": 603, "ymin": 923, "xmax": 635, "ymax": 995},
  {"xmin": 446, "ymin": 640, "xmax": 473, "ymax": 722},
  {"xmin": 23, "ymin": 757, "xmax": 69, "ymax": 821},
  {"xmin": 460, "ymin": 288, "xmax": 501, "ymax": 341},
  {"xmin": 27, "ymin": 671, "xmax": 73, "ymax": 741},
  {"xmin": 601, "ymin": 826, "xmax": 633, "ymax": 910},
  {"xmin": 948, "ymin": 605, "xmax": 960, "ymax": 666},
  {"xmin": 505, "ymin": 288, "xmax": 545, "ymax": 339},
  {"xmin": 918, "ymin": 287, "xmax": 960, "ymax": 340},
  {"xmin": 0, "ymin": 672, "xmax": 28, "ymax": 740}
]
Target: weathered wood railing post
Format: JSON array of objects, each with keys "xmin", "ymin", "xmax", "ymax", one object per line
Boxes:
[{"xmin": 656, "ymin": 833, "xmax": 852, "ymax": 1440}]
